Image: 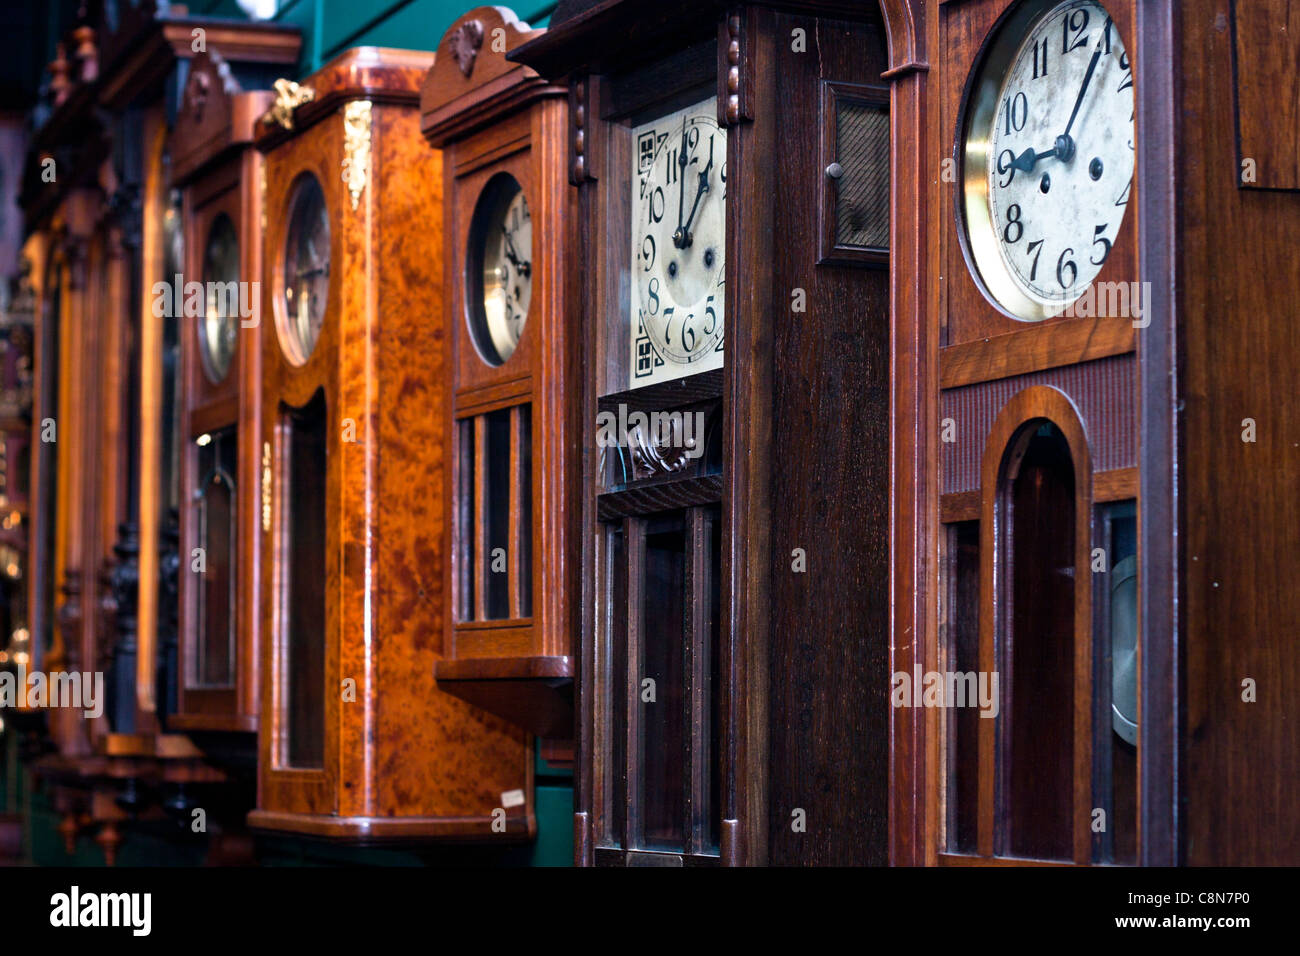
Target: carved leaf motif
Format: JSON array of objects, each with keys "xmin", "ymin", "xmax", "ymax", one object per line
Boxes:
[
  {"xmin": 261, "ymin": 78, "xmax": 316, "ymax": 131},
  {"xmin": 449, "ymin": 19, "xmax": 485, "ymax": 77},
  {"xmin": 341, "ymin": 101, "xmax": 372, "ymax": 212}
]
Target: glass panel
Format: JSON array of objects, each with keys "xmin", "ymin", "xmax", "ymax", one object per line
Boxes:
[
  {"xmin": 485, "ymin": 407, "xmax": 511, "ymax": 619},
  {"xmin": 517, "ymin": 405, "xmax": 533, "ymax": 618},
  {"xmin": 283, "ymin": 390, "xmax": 327, "ymax": 769},
  {"xmin": 639, "ymin": 521, "xmax": 686, "ymax": 850},
  {"xmin": 945, "ymin": 520, "xmax": 980, "ymax": 854},
  {"xmin": 455, "ymin": 417, "xmax": 475, "ymax": 622},
  {"xmin": 1097, "ymin": 500, "xmax": 1138, "ymax": 864},
  {"xmin": 703, "ymin": 506, "xmax": 721, "ymax": 852},
  {"xmin": 191, "ymin": 426, "xmax": 237, "ymax": 688},
  {"xmin": 281, "ymin": 175, "xmax": 330, "ymax": 365},
  {"xmin": 604, "ymin": 523, "xmax": 627, "ymax": 848},
  {"xmin": 37, "ymin": 276, "xmax": 59, "ymax": 658},
  {"xmin": 1004, "ymin": 422, "xmax": 1075, "ymax": 861}
]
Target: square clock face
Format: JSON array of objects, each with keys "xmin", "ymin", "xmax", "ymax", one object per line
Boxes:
[{"xmin": 629, "ymin": 97, "xmax": 727, "ymax": 388}]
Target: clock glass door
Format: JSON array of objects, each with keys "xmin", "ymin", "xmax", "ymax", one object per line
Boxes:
[
  {"xmin": 200, "ymin": 213, "xmax": 240, "ymax": 383},
  {"xmin": 280, "ymin": 174, "xmax": 331, "ymax": 364}
]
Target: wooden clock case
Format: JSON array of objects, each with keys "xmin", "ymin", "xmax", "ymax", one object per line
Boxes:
[
  {"xmin": 18, "ymin": 5, "xmax": 300, "ymax": 861},
  {"xmin": 420, "ymin": 7, "xmax": 578, "ymax": 747},
  {"xmin": 515, "ymin": 0, "xmax": 927, "ymax": 865},
  {"xmin": 248, "ymin": 47, "xmax": 532, "ymax": 841},
  {"xmin": 905, "ymin": 0, "xmax": 1144, "ymax": 868},
  {"xmin": 893, "ymin": 0, "xmax": 1300, "ymax": 869},
  {"xmin": 168, "ymin": 49, "xmax": 277, "ymax": 734}
]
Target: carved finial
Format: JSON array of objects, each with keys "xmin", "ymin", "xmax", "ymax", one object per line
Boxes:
[
  {"xmin": 186, "ymin": 69, "xmax": 210, "ymax": 122},
  {"xmin": 49, "ymin": 44, "xmax": 71, "ymax": 106},
  {"xmin": 72, "ymin": 25, "xmax": 97, "ymax": 83},
  {"xmin": 449, "ymin": 19, "xmax": 485, "ymax": 77},
  {"xmin": 260, "ymin": 77, "xmax": 316, "ymax": 131},
  {"xmin": 184, "ymin": 50, "xmax": 238, "ymax": 124}
]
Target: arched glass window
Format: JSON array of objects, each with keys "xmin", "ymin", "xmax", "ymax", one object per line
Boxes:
[
  {"xmin": 191, "ymin": 427, "xmax": 237, "ymax": 688},
  {"xmin": 997, "ymin": 420, "xmax": 1076, "ymax": 861}
]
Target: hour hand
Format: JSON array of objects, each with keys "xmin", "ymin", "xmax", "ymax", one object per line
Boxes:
[
  {"xmin": 503, "ymin": 231, "xmax": 531, "ymax": 278},
  {"xmin": 1010, "ymin": 146, "xmax": 1057, "ymax": 173}
]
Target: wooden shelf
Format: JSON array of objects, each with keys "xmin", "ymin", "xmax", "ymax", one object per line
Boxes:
[
  {"xmin": 597, "ymin": 474, "xmax": 723, "ymax": 520},
  {"xmin": 246, "ymin": 809, "xmax": 534, "ymax": 844},
  {"xmin": 434, "ymin": 655, "xmax": 573, "ymax": 738}
]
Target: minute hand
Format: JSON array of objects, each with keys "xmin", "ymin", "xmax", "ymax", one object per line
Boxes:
[
  {"xmin": 1063, "ymin": 45, "xmax": 1103, "ymax": 142},
  {"xmin": 680, "ymin": 154, "xmax": 715, "ymax": 240}
]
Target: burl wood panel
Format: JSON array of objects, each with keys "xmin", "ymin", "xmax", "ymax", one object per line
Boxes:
[
  {"xmin": 253, "ymin": 49, "xmax": 530, "ymax": 837},
  {"xmin": 763, "ymin": 12, "xmax": 891, "ymax": 867},
  {"xmin": 371, "ymin": 104, "xmax": 530, "ymax": 823},
  {"xmin": 1179, "ymin": 0, "xmax": 1300, "ymax": 865}
]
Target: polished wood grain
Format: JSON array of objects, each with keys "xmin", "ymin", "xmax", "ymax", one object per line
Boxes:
[
  {"xmin": 1232, "ymin": 0, "xmax": 1300, "ymax": 192},
  {"xmin": 1177, "ymin": 0, "xmax": 1300, "ymax": 865},
  {"xmin": 253, "ymin": 48, "xmax": 531, "ymax": 839},
  {"xmin": 423, "ymin": 9, "xmax": 578, "ymax": 740}
]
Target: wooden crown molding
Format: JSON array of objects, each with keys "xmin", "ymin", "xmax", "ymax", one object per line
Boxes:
[
  {"xmin": 98, "ymin": 12, "xmax": 301, "ymax": 111},
  {"xmin": 170, "ymin": 49, "xmax": 277, "ymax": 186},
  {"xmin": 420, "ymin": 6, "xmax": 563, "ymax": 148},
  {"xmin": 255, "ymin": 47, "xmax": 433, "ymax": 152}
]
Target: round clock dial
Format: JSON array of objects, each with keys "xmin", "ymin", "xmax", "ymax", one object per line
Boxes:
[
  {"xmin": 961, "ymin": 0, "xmax": 1134, "ymax": 320},
  {"xmin": 280, "ymin": 174, "xmax": 330, "ymax": 364},
  {"xmin": 630, "ymin": 99, "xmax": 726, "ymax": 385},
  {"xmin": 466, "ymin": 174, "xmax": 531, "ymax": 366},
  {"xmin": 200, "ymin": 213, "xmax": 239, "ymax": 383}
]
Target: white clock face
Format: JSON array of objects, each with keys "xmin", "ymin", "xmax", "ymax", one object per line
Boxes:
[
  {"xmin": 962, "ymin": 0, "xmax": 1134, "ymax": 320},
  {"xmin": 630, "ymin": 98, "xmax": 726, "ymax": 387},
  {"xmin": 468, "ymin": 175, "xmax": 531, "ymax": 366}
]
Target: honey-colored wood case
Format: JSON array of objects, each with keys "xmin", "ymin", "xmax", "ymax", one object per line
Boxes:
[
  {"xmin": 421, "ymin": 7, "xmax": 578, "ymax": 745},
  {"xmin": 248, "ymin": 47, "xmax": 532, "ymax": 841}
]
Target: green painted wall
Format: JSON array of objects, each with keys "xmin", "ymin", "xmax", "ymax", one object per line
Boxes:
[{"xmin": 188, "ymin": 0, "xmax": 556, "ymax": 77}]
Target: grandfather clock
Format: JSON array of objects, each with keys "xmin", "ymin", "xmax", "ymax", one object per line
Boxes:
[
  {"xmin": 916, "ymin": 0, "xmax": 1143, "ymax": 869},
  {"xmin": 248, "ymin": 48, "xmax": 531, "ymax": 839},
  {"xmin": 901, "ymin": 0, "xmax": 1300, "ymax": 868},
  {"xmin": 515, "ymin": 0, "xmax": 918, "ymax": 866},
  {"xmin": 420, "ymin": 7, "xmax": 578, "ymax": 746},
  {"xmin": 168, "ymin": 50, "xmax": 274, "ymax": 734}
]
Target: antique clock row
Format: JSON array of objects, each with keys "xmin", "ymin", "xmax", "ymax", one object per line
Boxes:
[
  {"xmin": 61, "ymin": 0, "xmax": 1288, "ymax": 864},
  {"xmin": 153, "ymin": 0, "xmax": 1137, "ymax": 856}
]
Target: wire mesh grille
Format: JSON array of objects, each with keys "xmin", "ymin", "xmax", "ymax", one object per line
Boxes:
[{"xmin": 834, "ymin": 102, "xmax": 890, "ymax": 250}]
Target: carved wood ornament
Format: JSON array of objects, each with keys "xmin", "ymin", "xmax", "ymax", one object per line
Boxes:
[{"xmin": 261, "ymin": 78, "xmax": 316, "ymax": 131}]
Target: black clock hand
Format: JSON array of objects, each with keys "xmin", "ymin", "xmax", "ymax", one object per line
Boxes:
[
  {"xmin": 1060, "ymin": 43, "xmax": 1104, "ymax": 155},
  {"xmin": 1011, "ymin": 46, "xmax": 1102, "ymax": 175},
  {"xmin": 680, "ymin": 152, "xmax": 715, "ymax": 239},
  {"xmin": 1010, "ymin": 146, "xmax": 1059, "ymax": 173},
  {"xmin": 673, "ymin": 119, "xmax": 690, "ymax": 249},
  {"xmin": 502, "ymin": 230, "xmax": 531, "ymax": 278}
]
